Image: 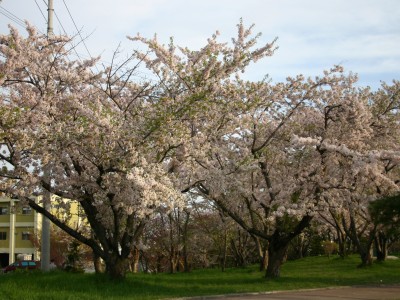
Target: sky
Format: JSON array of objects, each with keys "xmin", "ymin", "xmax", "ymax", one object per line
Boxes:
[{"xmin": 0, "ymin": 0, "xmax": 399, "ymax": 89}]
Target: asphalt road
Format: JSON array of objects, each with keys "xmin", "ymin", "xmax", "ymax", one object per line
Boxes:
[{"xmin": 194, "ymin": 285, "xmax": 400, "ymax": 300}]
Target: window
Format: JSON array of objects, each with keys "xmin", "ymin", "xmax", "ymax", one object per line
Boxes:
[
  {"xmin": 0, "ymin": 232, "xmax": 6, "ymax": 240},
  {"xmin": 0, "ymin": 207, "xmax": 8, "ymax": 215},
  {"xmin": 21, "ymin": 261, "xmax": 28, "ymax": 267},
  {"xmin": 22, "ymin": 207, "xmax": 32, "ymax": 215},
  {"xmin": 21, "ymin": 232, "xmax": 31, "ymax": 240}
]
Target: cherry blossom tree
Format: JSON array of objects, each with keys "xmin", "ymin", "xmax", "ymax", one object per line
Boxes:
[
  {"xmin": 1, "ymin": 20, "xmax": 398, "ymax": 280},
  {"xmin": 167, "ymin": 68, "xmax": 399, "ymax": 277},
  {"xmin": 0, "ymin": 21, "xmax": 276, "ymax": 279},
  {"xmin": 0, "ymin": 25, "xmax": 183, "ymax": 278},
  {"xmin": 131, "ymin": 17, "xmax": 400, "ymax": 277},
  {"xmin": 292, "ymin": 79, "xmax": 400, "ymax": 267}
]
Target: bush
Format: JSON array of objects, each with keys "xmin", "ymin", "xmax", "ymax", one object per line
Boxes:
[{"xmin": 322, "ymin": 240, "xmax": 338, "ymax": 257}]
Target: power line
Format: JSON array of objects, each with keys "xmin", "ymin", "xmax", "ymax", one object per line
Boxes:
[
  {"xmin": 34, "ymin": 0, "xmax": 47, "ymax": 23},
  {"xmin": 1, "ymin": 1, "xmax": 151, "ymax": 81},
  {"xmin": 0, "ymin": 6, "xmax": 26, "ymax": 28},
  {"xmin": 54, "ymin": 10, "xmax": 84, "ymax": 62},
  {"xmin": 37, "ymin": 1, "xmax": 86, "ymax": 66},
  {"xmin": 62, "ymin": 0, "xmax": 93, "ymax": 61},
  {"xmin": 53, "ymin": 11, "xmax": 67, "ymax": 36},
  {"xmin": 0, "ymin": 3, "xmax": 45, "ymax": 35}
]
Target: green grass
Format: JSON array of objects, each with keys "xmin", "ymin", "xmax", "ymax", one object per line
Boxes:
[{"xmin": 1, "ymin": 255, "xmax": 400, "ymax": 300}]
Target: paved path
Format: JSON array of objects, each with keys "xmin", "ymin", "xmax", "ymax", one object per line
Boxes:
[{"xmin": 196, "ymin": 285, "xmax": 400, "ymax": 300}]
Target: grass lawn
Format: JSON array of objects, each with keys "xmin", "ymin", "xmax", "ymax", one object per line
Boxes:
[{"xmin": 0, "ymin": 255, "xmax": 399, "ymax": 300}]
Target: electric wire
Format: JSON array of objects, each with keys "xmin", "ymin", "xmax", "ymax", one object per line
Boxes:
[
  {"xmin": 0, "ymin": 6, "xmax": 26, "ymax": 28},
  {"xmin": 40, "ymin": 0, "xmax": 89, "ymax": 67},
  {"xmin": 53, "ymin": 11, "xmax": 68, "ymax": 36},
  {"xmin": 34, "ymin": 0, "xmax": 47, "ymax": 23},
  {"xmin": 62, "ymin": 0, "xmax": 93, "ymax": 61},
  {"xmin": 0, "ymin": 3, "xmax": 45, "ymax": 35},
  {"xmin": 53, "ymin": 9, "xmax": 84, "ymax": 62},
  {"xmin": 0, "ymin": 1, "xmax": 152, "ymax": 82}
]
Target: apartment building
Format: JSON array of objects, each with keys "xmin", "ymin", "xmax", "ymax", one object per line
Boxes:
[
  {"xmin": 0, "ymin": 195, "xmax": 41, "ymax": 268},
  {"xmin": 0, "ymin": 192, "xmax": 86, "ymax": 268}
]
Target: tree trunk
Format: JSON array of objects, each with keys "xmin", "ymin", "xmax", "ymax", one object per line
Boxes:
[
  {"xmin": 265, "ymin": 242, "xmax": 288, "ymax": 278},
  {"xmin": 221, "ymin": 228, "xmax": 228, "ymax": 272},
  {"xmin": 169, "ymin": 247, "xmax": 179, "ymax": 273},
  {"xmin": 230, "ymin": 238, "xmax": 246, "ymax": 267},
  {"xmin": 375, "ymin": 231, "xmax": 387, "ymax": 262},
  {"xmin": 265, "ymin": 215, "xmax": 312, "ymax": 278},
  {"xmin": 254, "ymin": 237, "xmax": 269, "ymax": 271},
  {"xmin": 156, "ymin": 254, "xmax": 163, "ymax": 273},
  {"xmin": 329, "ymin": 211, "xmax": 348, "ymax": 258},
  {"xmin": 182, "ymin": 211, "xmax": 191, "ymax": 272},
  {"xmin": 297, "ymin": 234, "xmax": 304, "ymax": 259},
  {"xmin": 93, "ymin": 251, "xmax": 103, "ymax": 274},
  {"xmin": 337, "ymin": 229, "xmax": 347, "ymax": 258},
  {"xmin": 183, "ymin": 244, "xmax": 190, "ymax": 272},
  {"xmin": 345, "ymin": 208, "xmax": 375, "ymax": 268},
  {"xmin": 130, "ymin": 247, "xmax": 140, "ymax": 273},
  {"xmin": 359, "ymin": 247, "xmax": 373, "ymax": 267},
  {"xmin": 260, "ymin": 248, "xmax": 269, "ymax": 272},
  {"xmin": 105, "ymin": 255, "xmax": 130, "ymax": 279}
]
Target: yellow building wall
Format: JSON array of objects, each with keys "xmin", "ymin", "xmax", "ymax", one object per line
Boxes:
[
  {"xmin": 15, "ymin": 214, "xmax": 34, "ymax": 223},
  {"xmin": 15, "ymin": 228, "xmax": 35, "ymax": 248},
  {"xmin": 49, "ymin": 197, "xmax": 85, "ymax": 229},
  {"xmin": 0, "ymin": 227, "xmax": 8, "ymax": 248},
  {"xmin": 1, "ymin": 195, "xmax": 87, "ymax": 263},
  {"xmin": 0, "ymin": 202, "xmax": 10, "ymax": 223},
  {"xmin": 0, "ymin": 214, "xmax": 8, "ymax": 223}
]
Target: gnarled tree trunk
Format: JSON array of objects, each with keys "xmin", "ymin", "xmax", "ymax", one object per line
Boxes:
[
  {"xmin": 265, "ymin": 237, "xmax": 289, "ymax": 278},
  {"xmin": 105, "ymin": 255, "xmax": 130, "ymax": 280},
  {"xmin": 265, "ymin": 215, "xmax": 313, "ymax": 278},
  {"xmin": 345, "ymin": 207, "xmax": 376, "ymax": 268}
]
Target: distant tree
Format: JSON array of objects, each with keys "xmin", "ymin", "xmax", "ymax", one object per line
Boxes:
[
  {"xmin": 370, "ymin": 195, "xmax": 400, "ymax": 227},
  {"xmin": 369, "ymin": 194, "xmax": 400, "ymax": 261}
]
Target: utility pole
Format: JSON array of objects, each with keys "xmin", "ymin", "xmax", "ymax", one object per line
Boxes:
[
  {"xmin": 41, "ymin": 170, "xmax": 51, "ymax": 272},
  {"xmin": 41, "ymin": 0, "xmax": 54, "ymax": 272},
  {"xmin": 47, "ymin": 0, "xmax": 54, "ymax": 36}
]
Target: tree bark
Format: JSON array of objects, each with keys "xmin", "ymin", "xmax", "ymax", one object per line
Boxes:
[
  {"xmin": 375, "ymin": 231, "xmax": 387, "ymax": 262},
  {"xmin": 345, "ymin": 207, "xmax": 375, "ymax": 268},
  {"xmin": 169, "ymin": 246, "xmax": 179, "ymax": 273},
  {"xmin": 27, "ymin": 196, "xmax": 146, "ymax": 279},
  {"xmin": 265, "ymin": 241, "xmax": 288, "ymax": 278},
  {"xmin": 105, "ymin": 255, "xmax": 130, "ymax": 280},
  {"xmin": 260, "ymin": 248, "xmax": 269, "ymax": 272},
  {"xmin": 336, "ymin": 228, "xmax": 347, "ymax": 258},
  {"xmin": 156, "ymin": 254, "xmax": 163, "ymax": 273},
  {"xmin": 359, "ymin": 247, "xmax": 373, "ymax": 267},
  {"xmin": 254, "ymin": 237, "xmax": 269, "ymax": 271},
  {"xmin": 221, "ymin": 228, "xmax": 228, "ymax": 272},
  {"xmin": 182, "ymin": 211, "xmax": 191, "ymax": 272},
  {"xmin": 130, "ymin": 247, "xmax": 140, "ymax": 273},
  {"xmin": 265, "ymin": 215, "xmax": 313, "ymax": 278},
  {"xmin": 93, "ymin": 251, "xmax": 103, "ymax": 274}
]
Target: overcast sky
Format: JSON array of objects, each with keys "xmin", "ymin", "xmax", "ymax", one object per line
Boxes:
[{"xmin": 0, "ymin": 0, "xmax": 399, "ymax": 89}]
